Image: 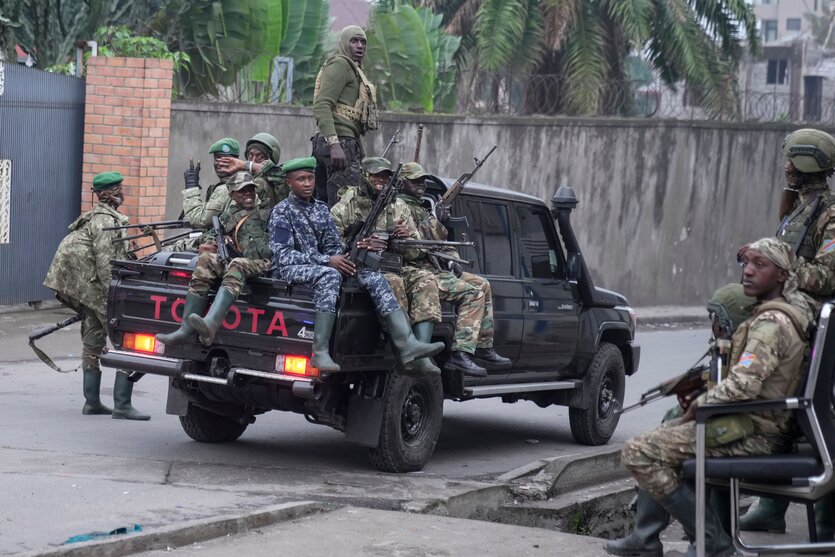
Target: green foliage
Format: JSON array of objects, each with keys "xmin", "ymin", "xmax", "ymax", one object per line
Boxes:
[
  {"xmin": 366, "ymin": 4, "xmax": 437, "ymax": 112},
  {"xmin": 417, "ymin": 7, "xmax": 461, "ymax": 112},
  {"xmin": 475, "ymin": 0, "xmax": 544, "ymax": 72},
  {"xmin": 95, "ymin": 25, "xmax": 189, "ymax": 71},
  {"xmin": 280, "ymin": 0, "xmax": 330, "ymax": 104}
]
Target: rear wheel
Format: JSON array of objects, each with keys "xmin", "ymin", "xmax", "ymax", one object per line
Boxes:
[
  {"xmin": 569, "ymin": 342, "xmax": 625, "ymax": 445},
  {"xmin": 369, "ymin": 372, "xmax": 443, "ymax": 472},
  {"xmin": 179, "ymin": 403, "xmax": 248, "ymax": 443}
]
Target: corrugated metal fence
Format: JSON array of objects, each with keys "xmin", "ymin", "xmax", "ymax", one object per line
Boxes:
[{"xmin": 0, "ymin": 63, "xmax": 85, "ymax": 304}]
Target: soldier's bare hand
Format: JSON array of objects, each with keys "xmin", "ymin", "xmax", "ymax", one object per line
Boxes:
[
  {"xmin": 391, "ymin": 222, "xmax": 410, "ymax": 238},
  {"xmin": 219, "ymin": 157, "xmax": 245, "ymax": 173},
  {"xmin": 676, "ymin": 387, "xmax": 703, "ymax": 412},
  {"xmin": 357, "ymin": 236, "xmax": 387, "ymax": 252},
  {"xmin": 435, "ymin": 201, "xmax": 450, "ymax": 223},
  {"xmin": 680, "ymin": 398, "xmax": 699, "ymax": 423},
  {"xmin": 330, "ymin": 143, "xmax": 348, "ymax": 170},
  {"xmin": 329, "ymin": 255, "xmax": 356, "ymax": 275},
  {"xmin": 198, "ymin": 243, "xmax": 217, "ymax": 254}
]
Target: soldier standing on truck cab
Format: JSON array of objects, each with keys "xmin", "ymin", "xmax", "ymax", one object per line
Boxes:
[
  {"xmin": 398, "ymin": 162, "xmax": 512, "ymax": 377},
  {"xmin": 44, "ymin": 171, "xmax": 150, "ymax": 420},
  {"xmin": 156, "ymin": 172, "xmax": 272, "ymax": 347},
  {"xmin": 269, "ymin": 157, "xmax": 443, "ymax": 372},
  {"xmin": 330, "ymin": 157, "xmax": 443, "ymax": 375}
]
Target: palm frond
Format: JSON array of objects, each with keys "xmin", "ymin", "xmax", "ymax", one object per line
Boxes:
[
  {"xmin": 476, "ymin": 0, "xmax": 528, "ymax": 71},
  {"xmin": 560, "ymin": 1, "xmax": 608, "ymax": 114}
]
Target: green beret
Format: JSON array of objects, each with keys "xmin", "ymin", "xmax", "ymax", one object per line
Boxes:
[
  {"xmin": 282, "ymin": 157, "xmax": 317, "ymax": 173},
  {"xmin": 92, "ymin": 171, "xmax": 124, "ymax": 191},
  {"xmin": 362, "ymin": 157, "xmax": 393, "ymax": 175},
  {"xmin": 227, "ymin": 171, "xmax": 257, "ymax": 192},
  {"xmin": 208, "ymin": 137, "xmax": 241, "ymax": 156},
  {"xmin": 400, "ymin": 162, "xmax": 428, "ymax": 180}
]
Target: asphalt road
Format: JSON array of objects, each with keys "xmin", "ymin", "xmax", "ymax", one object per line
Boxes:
[{"xmin": 0, "ymin": 306, "xmax": 711, "ymax": 554}]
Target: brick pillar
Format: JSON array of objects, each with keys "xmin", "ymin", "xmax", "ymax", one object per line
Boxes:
[{"xmin": 81, "ymin": 57, "xmax": 172, "ymax": 223}]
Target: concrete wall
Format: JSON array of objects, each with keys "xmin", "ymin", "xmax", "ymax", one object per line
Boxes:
[{"xmin": 168, "ymin": 102, "xmax": 828, "ymax": 306}]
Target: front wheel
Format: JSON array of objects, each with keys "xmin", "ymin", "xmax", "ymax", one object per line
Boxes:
[
  {"xmin": 369, "ymin": 372, "xmax": 444, "ymax": 472},
  {"xmin": 569, "ymin": 342, "xmax": 625, "ymax": 446},
  {"xmin": 179, "ymin": 403, "xmax": 248, "ymax": 443}
]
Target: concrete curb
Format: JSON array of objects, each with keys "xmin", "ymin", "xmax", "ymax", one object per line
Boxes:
[
  {"xmin": 22, "ymin": 501, "xmax": 329, "ymax": 557},
  {"xmin": 635, "ymin": 307, "xmax": 709, "ymax": 329}
]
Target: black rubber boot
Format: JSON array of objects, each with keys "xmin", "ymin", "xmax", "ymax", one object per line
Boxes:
[
  {"xmin": 739, "ymin": 497, "xmax": 788, "ymax": 533},
  {"xmin": 189, "ymin": 288, "xmax": 236, "ymax": 346},
  {"xmin": 404, "ymin": 321, "xmax": 441, "ymax": 375},
  {"xmin": 112, "ymin": 372, "xmax": 150, "ymax": 420},
  {"xmin": 445, "ymin": 351, "xmax": 487, "ymax": 377},
  {"xmin": 384, "ymin": 309, "xmax": 445, "ymax": 366},
  {"xmin": 156, "ymin": 293, "xmax": 207, "ymax": 346},
  {"xmin": 310, "ymin": 311, "xmax": 340, "ymax": 371},
  {"xmin": 657, "ymin": 483, "xmax": 735, "ymax": 557},
  {"xmin": 81, "ymin": 367, "xmax": 113, "ymax": 415},
  {"xmin": 815, "ymin": 493, "xmax": 835, "ymax": 542},
  {"xmin": 473, "ymin": 347, "xmax": 512, "ymax": 370},
  {"xmin": 606, "ymin": 489, "xmax": 668, "ymax": 557}
]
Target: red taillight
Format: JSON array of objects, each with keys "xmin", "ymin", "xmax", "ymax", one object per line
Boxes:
[
  {"xmin": 275, "ymin": 355, "xmax": 318, "ymax": 377},
  {"xmin": 123, "ymin": 332, "xmax": 157, "ymax": 353},
  {"xmin": 169, "ymin": 270, "xmax": 192, "ymax": 278}
]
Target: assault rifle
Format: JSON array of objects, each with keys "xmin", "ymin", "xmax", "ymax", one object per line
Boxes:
[
  {"xmin": 347, "ymin": 162, "xmax": 404, "ymax": 271},
  {"xmin": 388, "ymin": 239, "xmax": 474, "ymax": 250},
  {"xmin": 108, "ymin": 220, "xmax": 192, "ymax": 252},
  {"xmin": 441, "ymin": 145, "xmax": 498, "ymax": 205},
  {"xmin": 381, "ymin": 129, "xmax": 401, "ymax": 159},
  {"xmin": 212, "ymin": 216, "xmax": 231, "ymax": 264},
  {"xmin": 617, "ymin": 340, "xmax": 727, "ymax": 415}
]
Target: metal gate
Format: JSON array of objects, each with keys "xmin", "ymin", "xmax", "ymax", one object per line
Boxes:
[{"xmin": 0, "ymin": 62, "xmax": 85, "ymax": 304}]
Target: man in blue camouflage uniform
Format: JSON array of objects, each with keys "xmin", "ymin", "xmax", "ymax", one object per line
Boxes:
[
  {"xmin": 157, "ymin": 171, "xmax": 272, "ymax": 347},
  {"xmin": 269, "ymin": 157, "xmax": 443, "ymax": 372}
]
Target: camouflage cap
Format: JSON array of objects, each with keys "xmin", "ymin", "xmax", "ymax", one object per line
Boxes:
[
  {"xmin": 362, "ymin": 157, "xmax": 393, "ymax": 175},
  {"xmin": 209, "ymin": 137, "xmax": 241, "ymax": 156},
  {"xmin": 226, "ymin": 171, "xmax": 256, "ymax": 192},
  {"xmin": 400, "ymin": 162, "xmax": 428, "ymax": 180},
  {"xmin": 706, "ymin": 284, "xmax": 756, "ymax": 336},
  {"xmin": 92, "ymin": 171, "xmax": 123, "ymax": 191},
  {"xmin": 782, "ymin": 128, "xmax": 835, "ymax": 173}
]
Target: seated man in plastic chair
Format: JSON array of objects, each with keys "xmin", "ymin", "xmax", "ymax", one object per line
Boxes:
[{"xmin": 619, "ymin": 237, "xmax": 814, "ymax": 557}]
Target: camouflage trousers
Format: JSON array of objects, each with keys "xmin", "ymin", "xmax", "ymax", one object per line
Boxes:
[
  {"xmin": 385, "ymin": 267, "xmax": 441, "ymax": 324},
  {"xmin": 280, "ymin": 264, "xmax": 400, "ymax": 316},
  {"xmin": 189, "ymin": 253, "xmax": 270, "ymax": 297},
  {"xmin": 436, "ymin": 270, "xmax": 494, "ymax": 354},
  {"xmin": 621, "ymin": 417, "xmax": 786, "ymax": 499},
  {"xmin": 80, "ymin": 305, "xmax": 126, "ymax": 375}
]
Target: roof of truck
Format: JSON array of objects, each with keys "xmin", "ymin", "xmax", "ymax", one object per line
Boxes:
[{"xmin": 428, "ymin": 176, "xmax": 548, "ymax": 206}]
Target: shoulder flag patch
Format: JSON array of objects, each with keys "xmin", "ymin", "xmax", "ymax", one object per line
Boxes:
[
  {"xmin": 738, "ymin": 352, "xmax": 757, "ymax": 368},
  {"xmin": 819, "ymin": 239, "xmax": 835, "ymax": 255}
]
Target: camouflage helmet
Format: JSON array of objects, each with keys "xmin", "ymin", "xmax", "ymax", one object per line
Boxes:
[
  {"xmin": 246, "ymin": 132, "xmax": 281, "ymax": 163},
  {"xmin": 226, "ymin": 171, "xmax": 257, "ymax": 192},
  {"xmin": 706, "ymin": 284, "xmax": 756, "ymax": 337},
  {"xmin": 362, "ymin": 157, "xmax": 393, "ymax": 175},
  {"xmin": 782, "ymin": 128, "xmax": 835, "ymax": 173}
]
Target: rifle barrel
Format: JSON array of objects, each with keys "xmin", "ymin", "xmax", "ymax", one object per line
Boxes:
[{"xmin": 103, "ymin": 220, "xmax": 189, "ymax": 232}]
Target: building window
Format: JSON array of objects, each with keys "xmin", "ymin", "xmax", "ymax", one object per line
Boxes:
[
  {"xmin": 767, "ymin": 59, "xmax": 788, "ymax": 85},
  {"xmin": 787, "ymin": 18, "xmax": 801, "ymax": 31},
  {"xmin": 763, "ymin": 19, "xmax": 778, "ymax": 42}
]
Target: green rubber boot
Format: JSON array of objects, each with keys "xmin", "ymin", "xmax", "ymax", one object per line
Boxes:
[
  {"xmin": 384, "ymin": 309, "xmax": 445, "ymax": 367},
  {"xmin": 815, "ymin": 493, "xmax": 835, "ymax": 542},
  {"xmin": 657, "ymin": 482, "xmax": 735, "ymax": 557},
  {"xmin": 606, "ymin": 489, "xmax": 668, "ymax": 556},
  {"xmin": 310, "ymin": 312, "xmax": 340, "ymax": 371},
  {"xmin": 739, "ymin": 497, "xmax": 788, "ymax": 533},
  {"xmin": 112, "ymin": 372, "xmax": 150, "ymax": 420},
  {"xmin": 189, "ymin": 288, "xmax": 236, "ymax": 346},
  {"xmin": 404, "ymin": 321, "xmax": 441, "ymax": 375},
  {"xmin": 156, "ymin": 293, "xmax": 207, "ymax": 346},
  {"xmin": 81, "ymin": 367, "xmax": 113, "ymax": 415}
]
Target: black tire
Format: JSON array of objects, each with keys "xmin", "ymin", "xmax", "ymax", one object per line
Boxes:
[
  {"xmin": 569, "ymin": 342, "xmax": 625, "ymax": 446},
  {"xmin": 179, "ymin": 403, "xmax": 248, "ymax": 443},
  {"xmin": 368, "ymin": 372, "xmax": 444, "ymax": 473}
]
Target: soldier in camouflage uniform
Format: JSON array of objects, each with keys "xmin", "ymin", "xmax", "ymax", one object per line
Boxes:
[
  {"xmin": 270, "ymin": 157, "xmax": 443, "ymax": 372},
  {"xmin": 181, "ymin": 137, "xmax": 241, "ymax": 229},
  {"xmin": 330, "ymin": 157, "xmax": 442, "ymax": 374},
  {"xmin": 398, "ymin": 162, "xmax": 512, "ymax": 378},
  {"xmin": 312, "ymin": 25, "xmax": 378, "ymax": 207},
  {"xmin": 157, "ymin": 172, "xmax": 272, "ymax": 347},
  {"xmin": 221, "ymin": 133, "xmax": 288, "ymax": 209},
  {"xmin": 44, "ymin": 172, "xmax": 150, "ymax": 420},
  {"xmin": 620, "ymin": 238, "xmax": 810, "ymax": 557}
]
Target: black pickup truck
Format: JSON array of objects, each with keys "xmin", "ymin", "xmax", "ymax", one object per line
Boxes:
[{"xmin": 101, "ymin": 180, "xmax": 640, "ymax": 472}]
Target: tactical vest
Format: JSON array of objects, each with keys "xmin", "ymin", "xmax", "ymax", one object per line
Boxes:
[
  {"xmin": 223, "ymin": 207, "xmax": 271, "ymax": 259},
  {"xmin": 314, "ymin": 55, "xmax": 379, "ymax": 134},
  {"xmin": 776, "ymin": 188, "xmax": 835, "ymax": 259}
]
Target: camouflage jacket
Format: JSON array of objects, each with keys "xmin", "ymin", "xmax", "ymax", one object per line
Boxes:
[
  {"xmin": 698, "ymin": 297, "xmax": 809, "ymax": 439},
  {"xmin": 330, "ymin": 184, "xmax": 422, "ymax": 260},
  {"xmin": 255, "ymin": 162, "xmax": 289, "ymax": 210},
  {"xmin": 43, "ymin": 203, "xmax": 129, "ymax": 316},
  {"xmin": 779, "ymin": 184, "xmax": 835, "ymax": 300},
  {"xmin": 270, "ymin": 194, "xmax": 343, "ymax": 268},
  {"xmin": 182, "ymin": 179, "xmax": 231, "ymax": 229},
  {"xmin": 398, "ymin": 193, "xmax": 461, "ymax": 263},
  {"xmin": 204, "ymin": 203, "xmax": 272, "ymax": 260}
]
